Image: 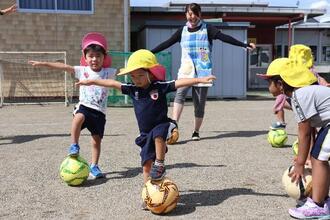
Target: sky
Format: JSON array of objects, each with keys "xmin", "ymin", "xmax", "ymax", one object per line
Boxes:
[{"xmin": 130, "ymin": 0, "xmax": 330, "ymax": 19}]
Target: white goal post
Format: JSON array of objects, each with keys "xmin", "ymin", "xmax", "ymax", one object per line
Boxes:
[{"xmin": 0, "ymin": 51, "xmax": 75, "ymax": 107}]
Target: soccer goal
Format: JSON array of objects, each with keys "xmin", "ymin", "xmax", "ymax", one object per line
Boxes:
[{"xmin": 0, "ymin": 51, "xmax": 75, "ymax": 107}]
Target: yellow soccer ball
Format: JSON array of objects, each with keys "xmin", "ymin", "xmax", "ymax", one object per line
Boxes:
[
  {"xmin": 282, "ymin": 165, "xmax": 312, "ymax": 200},
  {"xmin": 292, "ymin": 139, "xmax": 299, "ymax": 156},
  {"xmin": 142, "ymin": 177, "xmax": 180, "ymax": 214},
  {"xmin": 59, "ymin": 156, "xmax": 90, "ymax": 186},
  {"xmin": 267, "ymin": 129, "xmax": 288, "ymax": 148}
]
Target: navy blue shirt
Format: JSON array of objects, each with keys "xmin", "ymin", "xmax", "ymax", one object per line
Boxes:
[{"xmin": 121, "ymin": 81, "xmax": 176, "ymax": 133}]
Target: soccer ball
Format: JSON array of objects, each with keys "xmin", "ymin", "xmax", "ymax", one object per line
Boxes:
[
  {"xmin": 267, "ymin": 129, "xmax": 288, "ymax": 147},
  {"xmin": 292, "ymin": 139, "xmax": 298, "ymax": 156},
  {"xmin": 59, "ymin": 156, "xmax": 90, "ymax": 186},
  {"xmin": 141, "ymin": 177, "xmax": 180, "ymax": 214},
  {"xmin": 282, "ymin": 165, "xmax": 312, "ymax": 200}
]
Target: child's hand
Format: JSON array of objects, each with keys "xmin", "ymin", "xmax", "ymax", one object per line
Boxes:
[
  {"xmin": 289, "ymin": 163, "xmax": 305, "ymax": 184},
  {"xmin": 75, "ymin": 80, "xmax": 94, "ymax": 86},
  {"xmin": 200, "ymin": 75, "xmax": 216, "ymax": 84}
]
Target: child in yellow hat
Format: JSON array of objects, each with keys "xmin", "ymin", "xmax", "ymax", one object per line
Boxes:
[
  {"xmin": 76, "ymin": 49, "xmax": 215, "ymax": 180},
  {"xmin": 276, "ymin": 61, "xmax": 330, "ymax": 219}
]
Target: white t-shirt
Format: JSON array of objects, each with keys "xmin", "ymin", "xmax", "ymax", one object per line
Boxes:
[
  {"xmin": 291, "ymin": 85, "xmax": 330, "ymax": 128},
  {"xmin": 74, "ymin": 66, "xmax": 116, "ymax": 114}
]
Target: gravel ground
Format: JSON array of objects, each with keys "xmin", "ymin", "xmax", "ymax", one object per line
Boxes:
[{"xmin": 0, "ymin": 100, "xmax": 304, "ymax": 219}]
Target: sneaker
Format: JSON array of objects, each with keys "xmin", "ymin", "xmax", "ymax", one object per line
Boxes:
[
  {"xmin": 191, "ymin": 131, "xmax": 200, "ymax": 141},
  {"xmin": 68, "ymin": 143, "xmax": 80, "ymax": 156},
  {"xmin": 89, "ymin": 164, "xmax": 104, "ymax": 179},
  {"xmin": 270, "ymin": 121, "xmax": 286, "ymax": 130},
  {"xmin": 289, "ymin": 197, "xmax": 330, "ymax": 219},
  {"xmin": 150, "ymin": 163, "xmax": 166, "ymax": 181},
  {"xmin": 141, "ymin": 201, "xmax": 148, "ymax": 211}
]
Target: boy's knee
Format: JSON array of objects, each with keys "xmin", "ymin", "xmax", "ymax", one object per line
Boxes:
[{"xmin": 154, "ymin": 136, "xmax": 165, "ymax": 143}]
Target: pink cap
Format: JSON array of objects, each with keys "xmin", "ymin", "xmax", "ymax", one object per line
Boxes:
[
  {"xmin": 82, "ymin": 32, "xmax": 107, "ymax": 51},
  {"xmin": 80, "ymin": 32, "xmax": 112, "ymax": 68}
]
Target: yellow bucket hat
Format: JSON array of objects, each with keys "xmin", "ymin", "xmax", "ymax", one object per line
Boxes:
[
  {"xmin": 256, "ymin": 58, "xmax": 289, "ymax": 79},
  {"xmin": 117, "ymin": 49, "xmax": 166, "ymax": 81},
  {"xmin": 279, "ymin": 60, "xmax": 317, "ymax": 88},
  {"xmin": 289, "ymin": 44, "xmax": 313, "ymax": 68}
]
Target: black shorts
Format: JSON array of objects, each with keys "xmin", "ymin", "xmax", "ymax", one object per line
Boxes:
[
  {"xmin": 74, "ymin": 104, "xmax": 106, "ymax": 139},
  {"xmin": 135, "ymin": 122, "xmax": 171, "ymax": 166}
]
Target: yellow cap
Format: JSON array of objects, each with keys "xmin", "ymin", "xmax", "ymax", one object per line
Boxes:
[
  {"xmin": 117, "ymin": 49, "xmax": 166, "ymax": 81},
  {"xmin": 267, "ymin": 58, "xmax": 290, "ymax": 76},
  {"xmin": 256, "ymin": 58, "xmax": 289, "ymax": 79},
  {"xmin": 279, "ymin": 60, "xmax": 317, "ymax": 88},
  {"xmin": 289, "ymin": 44, "xmax": 313, "ymax": 68}
]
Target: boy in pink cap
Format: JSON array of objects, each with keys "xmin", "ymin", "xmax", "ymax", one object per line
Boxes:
[
  {"xmin": 29, "ymin": 32, "xmax": 116, "ymax": 178},
  {"xmin": 75, "ymin": 49, "xmax": 215, "ymax": 209}
]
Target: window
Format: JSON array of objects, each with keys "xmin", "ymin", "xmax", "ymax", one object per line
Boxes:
[
  {"xmin": 309, "ymin": 45, "xmax": 317, "ymax": 62},
  {"xmin": 284, "ymin": 45, "xmax": 289, "ymax": 57},
  {"xmin": 322, "ymin": 46, "xmax": 330, "ymax": 63},
  {"xmin": 17, "ymin": 0, "xmax": 94, "ymax": 14},
  {"xmin": 249, "ymin": 45, "xmax": 272, "ymax": 67},
  {"xmin": 275, "ymin": 45, "xmax": 282, "ymax": 58}
]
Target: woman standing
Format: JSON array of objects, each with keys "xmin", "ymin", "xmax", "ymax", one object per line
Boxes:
[{"xmin": 151, "ymin": 3, "xmax": 255, "ymax": 141}]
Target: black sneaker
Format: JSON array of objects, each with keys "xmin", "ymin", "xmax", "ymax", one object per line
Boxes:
[
  {"xmin": 150, "ymin": 163, "xmax": 166, "ymax": 181},
  {"xmin": 191, "ymin": 131, "xmax": 200, "ymax": 141}
]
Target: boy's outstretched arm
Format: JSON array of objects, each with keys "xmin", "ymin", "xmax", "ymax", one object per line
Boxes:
[
  {"xmin": 175, "ymin": 75, "xmax": 216, "ymax": 89},
  {"xmin": 1, "ymin": 4, "xmax": 16, "ymax": 15},
  {"xmin": 76, "ymin": 79, "xmax": 122, "ymax": 91},
  {"xmin": 29, "ymin": 61, "xmax": 75, "ymax": 74}
]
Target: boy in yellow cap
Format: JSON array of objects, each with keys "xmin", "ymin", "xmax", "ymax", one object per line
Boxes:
[
  {"xmin": 76, "ymin": 49, "xmax": 215, "ymax": 184},
  {"xmin": 276, "ymin": 60, "xmax": 330, "ymax": 219}
]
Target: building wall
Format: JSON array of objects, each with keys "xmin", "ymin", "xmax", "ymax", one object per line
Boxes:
[
  {"xmin": 0, "ymin": 1, "xmax": 128, "ymax": 65},
  {"xmin": 276, "ymin": 29, "xmax": 330, "ymax": 66}
]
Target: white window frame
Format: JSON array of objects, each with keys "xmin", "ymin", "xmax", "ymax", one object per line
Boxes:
[{"xmin": 17, "ymin": 0, "xmax": 94, "ymax": 14}]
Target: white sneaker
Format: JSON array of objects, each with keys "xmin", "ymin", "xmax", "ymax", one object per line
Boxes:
[{"xmin": 289, "ymin": 197, "xmax": 330, "ymax": 219}]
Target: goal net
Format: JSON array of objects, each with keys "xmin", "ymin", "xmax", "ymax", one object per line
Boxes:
[{"xmin": 0, "ymin": 51, "xmax": 75, "ymax": 106}]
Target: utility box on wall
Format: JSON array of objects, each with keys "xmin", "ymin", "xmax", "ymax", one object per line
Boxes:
[{"xmin": 137, "ymin": 21, "xmax": 249, "ymax": 99}]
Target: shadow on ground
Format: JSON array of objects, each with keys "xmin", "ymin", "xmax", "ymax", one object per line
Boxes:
[
  {"xmin": 166, "ymin": 188, "xmax": 287, "ymax": 216},
  {"xmin": 104, "ymin": 162, "xmax": 224, "ymax": 180},
  {"xmin": 0, "ymin": 133, "xmax": 124, "ymax": 145},
  {"xmin": 175, "ymin": 130, "xmax": 268, "ymax": 145}
]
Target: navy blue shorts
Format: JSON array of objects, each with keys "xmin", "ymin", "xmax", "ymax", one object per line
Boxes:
[
  {"xmin": 311, "ymin": 126, "xmax": 330, "ymax": 161},
  {"xmin": 135, "ymin": 122, "xmax": 170, "ymax": 166},
  {"xmin": 74, "ymin": 104, "xmax": 106, "ymax": 139}
]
